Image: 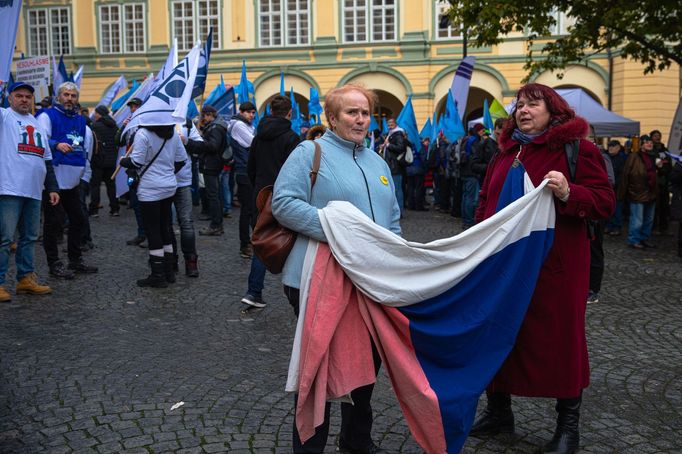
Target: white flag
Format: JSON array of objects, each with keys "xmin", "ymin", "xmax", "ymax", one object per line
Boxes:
[
  {"xmin": 150, "ymin": 38, "xmax": 178, "ymax": 93},
  {"xmin": 112, "ymin": 73, "xmax": 155, "ymax": 127},
  {"xmin": 0, "ymin": 0, "xmax": 22, "ymax": 85},
  {"xmin": 96, "ymin": 75, "xmax": 127, "ymax": 109},
  {"xmin": 73, "ymin": 65, "xmax": 84, "ymax": 89},
  {"xmin": 450, "ymin": 56, "xmax": 476, "ymax": 122},
  {"xmin": 123, "ymin": 42, "xmax": 201, "ymax": 132}
]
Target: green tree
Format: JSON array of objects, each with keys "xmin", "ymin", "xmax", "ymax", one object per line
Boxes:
[{"xmin": 443, "ymin": 0, "xmax": 682, "ymax": 79}]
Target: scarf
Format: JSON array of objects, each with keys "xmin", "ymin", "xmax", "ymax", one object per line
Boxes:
[{"xmin": 511, "ymin": 128, "xmax": 547, "ymax": 144}]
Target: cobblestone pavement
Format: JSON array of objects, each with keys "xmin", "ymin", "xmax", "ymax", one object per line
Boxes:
[{"xmin": 1, "ymin": 199, "xmax": 681, "ymax": 454}]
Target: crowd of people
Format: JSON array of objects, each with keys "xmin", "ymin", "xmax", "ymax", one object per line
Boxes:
[{"xmin": 0, "ymin": 78, "xmax": 678, "ymax": 454}]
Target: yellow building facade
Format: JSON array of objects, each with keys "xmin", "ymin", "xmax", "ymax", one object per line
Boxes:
[{"xmin": 13, "ymin": 0, "xmax": 681, "ymax": 141}]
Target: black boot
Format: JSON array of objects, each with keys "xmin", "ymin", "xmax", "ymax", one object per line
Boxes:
[
  {"xmin": 164, "ymin": 252, "xmax": 176, "ymax": 283},
  {"xmin": 469, "ymin": 392, "xmax": 514, "ymax": 436},
  {"xmin": 184, "ymin": 254, "xmax": 199, "ymax": 277},
  {"xmin": 172, "ymin": 253, "xmax": 179, "ymax": 272},
  {"xmin": 541, "ymin": 394, "xmax": 581, "ymax": 454},
  {"xmin": 137, "ymin": 256, "xmax": 168, "ymax": 288}
]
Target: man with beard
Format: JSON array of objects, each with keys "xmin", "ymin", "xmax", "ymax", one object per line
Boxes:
[{"xmin": 38, "ymin": 82, "xmax": 98, "ymax": 279}]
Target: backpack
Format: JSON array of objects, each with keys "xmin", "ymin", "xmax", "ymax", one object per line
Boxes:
[{"xmin": 222, "ymin": 131, "xmax": 234, "ymax": 166}]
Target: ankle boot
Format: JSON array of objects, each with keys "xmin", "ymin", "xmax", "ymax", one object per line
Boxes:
[
  {"xmin": 164, "ymin": 252, "xmax": 176, "ymax": 283},
  {"xmin": 137, "ymin": 256, "xmax": 168, "ymax": 288},
  {"xmin": 470, "ymin": 392, "xmax": 514, "ymax": 436},
  {"xmin": 184, "ymin": 253, "xmax": 199, "ymax": 277},
  {"xmin": 541, "ymin": 394, "xmax": 581, "ymax": 454}
]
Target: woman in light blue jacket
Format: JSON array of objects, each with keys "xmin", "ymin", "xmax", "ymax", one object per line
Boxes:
[{"xmin": 272, "ymin": 84, "xmax": 400, "ymax": 454}]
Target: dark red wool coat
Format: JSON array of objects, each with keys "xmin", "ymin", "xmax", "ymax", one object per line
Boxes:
[{"xmin": 475, "ymin": 117, "xmax": 615, "ymax": 398}]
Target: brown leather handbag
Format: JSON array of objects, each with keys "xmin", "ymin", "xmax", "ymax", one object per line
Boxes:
[{"xmin": 252, "ymin": 141, "xmax": 322, "ymax": 274}]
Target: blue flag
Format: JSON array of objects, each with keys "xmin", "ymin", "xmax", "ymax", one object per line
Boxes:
[
  {"xmin": 0, "ymin": 0, "xmax": 21, "ymax": 85},
  {"xmin": 396, "ymin": 96, "xmax": 420, "ymax": 148},
  {"xmin": 280, "ymin": 72, "xmax": 285, "ymax": 96},
  {"xmin": 192, "ymin": 27, "xmax": 212, "ymax": 98},
  {"xmin": 111, "ymin": 80, "xmax": 140, "ymax": 113},
  {"xmin": 186, "ymin": 98, "xmax": 199, "ymax": 120},
  {"xmin": 265, "ymin": 103, "xmax": 271, "ymax": 116},
  {"xmin": 237, "ymin": 60, "xmax": 255, "ymax": 104},
  {"xmin": 483, "ymin": 98, "xmax": 494, "ymax": 134},
  {"xmin": 290, "ymin": 87, "xmax": 301, "ymax": 134},
  {"xmin": 382, "ymin": 117, "xmax": 389, "ymax": 135},
  {"xmin": 443, "ymin": 91, "xmax": 465, "ymax": 143},
  {"xmin": 213, "ymin": 85, "xmax": 236, "ymax": 119},
  {"xmin": 1, "ymin": 73, "xmax": 13, "ymax": 108},
  {"xmin": 204, "ymin": 79, "xmax": 226, "ymax": 107},
  {"xmin": 420, "ymin": 118, "xmax": 432, "ymax": 140},
  {"xmin": 308, "ymin": 87, "xmax": 323, "ymax": 125},
  {"xmin": 369, "ymin": 115, "xmax": 379, "ymax": 134},
  {"xmin": 430, "ymin": 112, "xmax": 439, "ymax": 145}
]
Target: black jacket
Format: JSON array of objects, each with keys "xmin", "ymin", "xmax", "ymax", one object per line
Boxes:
[
  {"xmin": 471, "ymin": 137, "xmax": 498, "ymax": 182},
  {"xmin": 193, "ymin": 117, "xmax": 228, "ymax": 176},
  {"xmin": 90, "ymin": 115, "xmax": 119, "ymax": 168},
  {"xmin": 247, "ymin": 115, "xmax": 301, "ymax": 197},
  {"xmin": 384, "ymin": 129, "xmax": 408, "ymax": 175}
]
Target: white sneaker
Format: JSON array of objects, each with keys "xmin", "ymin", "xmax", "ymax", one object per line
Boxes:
[{"xmin": 241, "ymin": 293, "xmax": 266, "ymax": 308}]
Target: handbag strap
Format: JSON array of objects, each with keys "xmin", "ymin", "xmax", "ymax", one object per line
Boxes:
[
  {"xmin": 310, "ymin": 141, "xmax": 322, "ymax": 187},
  {"xmin": 138, "ymin": 138, "xmax": 168, "ymax": 179}
]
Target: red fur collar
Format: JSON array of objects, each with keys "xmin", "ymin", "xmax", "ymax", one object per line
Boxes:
[{"xmin": 499, "ymin": 117, "xmax": 590, "ymax": 153}]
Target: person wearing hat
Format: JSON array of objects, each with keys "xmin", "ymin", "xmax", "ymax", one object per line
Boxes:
[
  {"xmin": 115, "ymin": 97, "xmax": 147, "ymax": 247},
  {"xmin": 228, "ymin": 101, "xmax": 257, "ymax": 257},
  {"xmin": 37, "ymin": 81, "xmax": 98, "ymax": 278},
  {"xmin": 618, "ymin": 134, "xmax": 658, "ymax": 249},
  {"xmin": 604, "ymin": 139, "xmax": 628, "ymax": 236},
  {"xmin": 89, "ymin": 104, "xmax": 120, "ymax": 217},
  {"xmin": 0, "ymin": 82, "xmax": 60, "ymax": 302}
]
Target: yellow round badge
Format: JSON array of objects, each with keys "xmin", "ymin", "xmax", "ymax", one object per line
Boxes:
[{"xmin": 380, "ymin": 175, "xmax": 389, "ymax": 185}]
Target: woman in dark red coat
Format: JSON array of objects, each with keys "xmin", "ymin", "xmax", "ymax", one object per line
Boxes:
[{"xmin": 471, "ymin": 84, "xmax": 614, "ymax": 454}]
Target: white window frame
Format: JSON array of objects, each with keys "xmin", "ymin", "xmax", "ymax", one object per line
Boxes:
[
  {"xmin": 435, "ymin": 0, "xmax": 462, "ymax": 40},
  {"xmin": 171, "ymin": 0, "xmax": 221, "ymax": 52},
  {"xmin": 549, "ymin": 10, "xmax": 576, "ymax": 36},
  {"xmin": 258, "ymin": 0, "xmax": 311, "ymax": 48},
  {"xmin": 99, "ymin": 3, "xmax": 147, "ymax": 54},
  {"xmin": 342, "ymin": 0, "xmax": 396, "ymax": 44},
  {"xmin": 26, "ymin": 7, "xmax": 71, "ymax": 56}
]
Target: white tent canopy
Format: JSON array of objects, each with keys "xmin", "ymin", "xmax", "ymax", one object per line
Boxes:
[{"xmin": 468, "ymin": 88, "xmax": 640, "ymax": 137}]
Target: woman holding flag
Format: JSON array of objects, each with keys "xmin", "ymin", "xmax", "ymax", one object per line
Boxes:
[
  {"xmin": 272, "ymin": 84, "xmax": 400, "ymax": 454},
  {"xmin": 474, "ymin": 83, "xmax": 614, "ymax": 454}
]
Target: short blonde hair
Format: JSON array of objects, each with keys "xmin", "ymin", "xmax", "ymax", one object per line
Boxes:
[{"xmin": 323, "ymin": 84, "xmax": 377, "ymax": 126}]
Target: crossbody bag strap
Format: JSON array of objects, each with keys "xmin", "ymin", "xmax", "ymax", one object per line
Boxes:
[
  {"xmin": 138, "ymin": 138, "xmax": 169, "ymax": 179},
  {"xmin": 309, "ymin": 141, "xmax": 322, "ymax": 188}
]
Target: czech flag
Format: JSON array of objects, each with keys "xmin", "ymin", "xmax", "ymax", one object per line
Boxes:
[{"xmin": 287, "ymin": 164, "xmax": 555, "ymax": 453}]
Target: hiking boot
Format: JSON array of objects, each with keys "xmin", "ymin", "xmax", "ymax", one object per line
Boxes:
[
  {"xmin": 49, "ymin": 261, "xmax": 76, "ymax": 280},
  {"xmin": 16, "ymin": 273, "xmax": 52, "ymax": 295},
  {"xmin": 126, "ymin": 235, "xmax": 146, "ymax": 246},
  {"xmin": 110, "ymin": 210, "xmax": 120, "ymax": 217},
  {"xmin": 199, "ymin": 226, "xmax": 224, "ymax": 236},
  {"xmin": 240, "ymin": 244, "xmax": 253, "ymax": 258},
  {"xmin": 587, "ymin": 292, "xmax": 600, "ymax": 304},
  {"xmin": 68, "ymin": 259, "xmax": 98, "ymax": 274},
  {"xmin": 241, "ymin": 293, "xmax": 266, "ymax": 308},
  {"xmin": 0, "ymin": 286, "xmax": 10, "ymax": 302}
]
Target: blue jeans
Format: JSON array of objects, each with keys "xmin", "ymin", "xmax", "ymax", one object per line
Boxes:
[
  {"xmin": 129, "ymin": 185, "xmax": 145, "ymax": 237},
  {"xmin": 628, "ymin": 201, "xmax": 655, "ymax": 245},
  {"xmin": 0, "ymin": 196, "xmax": 41, "ymax": 285},
  {"xmin": 173, "ymin": 185, "xmax": 196, "ymax": 255},
  {"xmin": 220, "ymin": 168, "xmax": 232, "ymax": 214},
  {"xmin": 392, "ymin": 174, "xmax": 404, "ymax": 213},
  {"xmin": 247, "ymin": 254, "xmax": 267, "ymax": 298},
  {"xmin": 461, "ymin": 177, "xmax": 480, "ymax": 227},
  {"xmin": 606, "ymin": 200, "xmax": 623, "ymax": 231}
]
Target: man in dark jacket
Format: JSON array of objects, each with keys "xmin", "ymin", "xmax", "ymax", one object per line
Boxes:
[
  {"xmin": 383, "ymin": 118, "xmax": 408, "ymax": 214},
  {"xmin": 240, "ymin": 95, "xmax": 300, "ymax": 308},
  {"xmin": 89, "ymin": 105, "xmax": 120, "ymax": 217},
  {"xmin": 460, "ymin": 123, "xmax": 485, "ymax": 229},
  {"xmin": 605, "ymin": 139, "xmax": 628, "ymax": 236},
  {"xmin": 229, "ymin": 102, "xmax": 257, "ymax": 257},
  {"xmin": 471, "ymin": 118, "xmax": 503, "ymax": 185},
  {"xmin": 195, "ymin": 105, "xmax": 229, "ymax": 236}
]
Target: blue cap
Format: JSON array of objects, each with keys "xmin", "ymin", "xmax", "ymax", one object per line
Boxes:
[{"xmin": 8, "ymin": 81, "xmax": 34, "ymax": 93}]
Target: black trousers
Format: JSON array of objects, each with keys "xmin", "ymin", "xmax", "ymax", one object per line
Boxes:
[
  {"xmin": 89, "ymin": 165, "xmax": 119, "ymax": 213},
  {"xmin": 284, "ymin": 286, "xmax": 381, "ymax": 453},
  {"xmin": 202, "ymin": 173, "xmax": 223, "ymax": 229},
  {"xmin": 139, "ymin": 197, "xmax": 174, "ymax": 251},
  {"xmin": 406, "ymin": 173, "xmax": 426, "ymax": 210},
  {"xmin": 236, "ymin": 174, "xmax": 255, "ymax": 247},
  {"xmin": 589, "ymin": 220, "xmax": 605, "ymax": 293},
  {"xmin": 450, "ymin": 177, "xmax": 463, "ymax": 217},
  {"xmin": 654, "ymin": 188, "xmax": 670, "ymax": 233},
  {"xmin": 43, "ymin": 187, "xmax": 84, "ymax": 266}
]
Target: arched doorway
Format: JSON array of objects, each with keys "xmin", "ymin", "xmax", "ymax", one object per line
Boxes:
[{"xmin": 373, "ymin": 89, "xmax": 404, "ymax": 121}]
